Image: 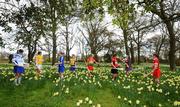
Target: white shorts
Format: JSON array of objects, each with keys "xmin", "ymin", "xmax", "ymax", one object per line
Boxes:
[{"xmin": 36, "ymin": 64, "xmax": 42, "ymax": 70}]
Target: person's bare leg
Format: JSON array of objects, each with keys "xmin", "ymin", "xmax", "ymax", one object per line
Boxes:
[
  {"xmin": 14, "ymin": 73, "xmax": 19, "ymax": 86},
  {"xmin": 36, "ymin": 68, "xmax": 42, "ymax": 78},
  {"xmin": 126, "ymin": 71, "xmax": 129, "ymax": 76},
  {"xmin": 58, "ymin": 73, "xmax": 61, "ymax": 78},
  {"xmin": 115, "ymin": 74, "xmax": 118, "ymax": 80},
  {"xmin": 61, "ymin": 73, "xmax": 64, "ymax": 79},
  {"xmin": 112, "ymin": 74, "xmax": 117, "ymax": 80},
  {"xmin": 36, "ymin": 69, "xmax": 39, "ymax": 77},
  {"xmin": 153, "ymin": 78, "xmax": 160, "ymax": 84},
  {"xmin": 18, "ymin": 74, "xmax": 22, "ymax": 85},
  {"xmin": 155, "ymin": 78, "xmax": 160, "ymax": 84}
]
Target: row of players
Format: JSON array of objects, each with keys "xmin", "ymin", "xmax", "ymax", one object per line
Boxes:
[{"xmin": 12, "ymin": 49, "xmax": 161, "ymax": 86}]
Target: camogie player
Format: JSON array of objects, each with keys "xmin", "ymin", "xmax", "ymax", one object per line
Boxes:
[
  {"xmin": 86, "ymin": 54, "xmax": 97, "ymax": 77},
  {"xmin": 111, "ymin": 54, "xmax": 120, "ymax": 80},
  {"xmin": 56, "ymin": 52, "xmax": 65, "ymax": 79},
  {"xmin": 144, "ymin": 54, "xmax": 161, "ymax": 84},
  {"xmin": 34, "ymin": 51, "xmax": 44, "ymax": 78},
  {"xmin": 69, "ymin": 54, "xmax": 76, "ymax": 72},
  {"xmin": 12, "ymin": 49, "xmax": 27, "ymax": 86},
  {"xmin": 124, "ymin": 56, "xmax": 132, "ymax": 76}
]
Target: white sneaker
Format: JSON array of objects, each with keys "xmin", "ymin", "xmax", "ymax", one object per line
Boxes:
[{"xmin": 15, "ymin": 83, "xmax": 19, "ymax": 86}]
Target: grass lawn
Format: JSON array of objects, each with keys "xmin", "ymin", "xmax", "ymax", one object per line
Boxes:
[{"xmin": 0, "ymin": 63, "xmax": 180, "ymax": 107}]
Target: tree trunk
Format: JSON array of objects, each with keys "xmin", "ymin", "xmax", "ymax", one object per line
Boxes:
[
  {"xmin": 51, "ymin": 6, "xmax": 57, "ymax": 65},
  {"xmin": 137, "ymin": 31, "xmax": 140, "ymax": 64},
  {"xmin": 52, "ymin": 33, "xmax": 57, "ymax": 65},
  {"xmin": 137, "ymin": 43, "xmax": 140, "ymax": 64},
  {"xmin": 130, "ymin": 41, "xmax": 135, "ymax": 63},
  {"xmin": 65, "ymin": 24, "xmax": 70, "ymax": 61},
  {"xmin": 48, "ymin": 52, "xmax": 51, "ymax": 62},
  {"xmin": 47, "ymin": 45, "xmax": 51, "ymax": 62},
  {"xmin": 27, "ymin": 44, "xmax": 37, "ymax": 63},
  {"xmin": 28, "ymin": 47, "xmax": 33, "ymax": 63},
  {"xmin": 123, "ymin": 29, "xmax": 129, "ymax": 56},
  {"xmin": 91, "ymin": 48, "xmax": 98, "ymax": 61},
  {"xmin": 165, "ymin": 21, "xmax": 176, "ymax": 71},
  {"xmin": 157, "ymin": 41, "xmax": 163, "ymax": 57},
  {"xmin": 66, "ymin": 45, "xmax": 70, "ymax": 61},
  {"xmin": 157, "ymin": 35, "xmax": 165, "ymax": 57}
]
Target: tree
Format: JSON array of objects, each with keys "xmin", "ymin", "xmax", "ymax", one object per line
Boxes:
[
  {"xmin": 0, "ymin": 0, "xmax": 45, "ymax": 62},
  {"xmin": 80, "ymin": 0, "xmax": 104, "ymax": 21},
  {"xmin": 61, "ymin": 23, "xmax": 77, "ymax": 61},
  {"xmin": 175, "ymin": 22, "xmax": 180, "ymax": 57},
  {"xmin": 130, "ymin": 16, "xmax": 150, "ymax": 64},
  {"xmin": 77, "ymin": 35, "xmax": 88, "ymax": 59},
  {"xmin": 37, "ymin": 36, "xmax": 52, "ymax": 62},
  {"xmin": 153, "ymin": 24, "xmax": 168, "ymax": 57},
  {"xmin": 0, "ymin": 36, "xmax": 4, "ymax": 47},
  {"xmin": 59, "ymin": 0, "xmax": 79, "ymax": 61},
  {"xmin": 137, "ymin": 0, "xmax": 180, "ymax": 70},
  {"xmin": 79, "ymin": 19, "xmax": 112, "ymax": 59},
  {"xmin": 147, "ymin": 34, "xmax": 167, "ymax": 57},
  {"xmin": 104, "ymin": 34, "xmax": 123, "ymax": 54},
  {"xmin": 129, "ymin": 39, "xmax": 135, "ymax": 63},
  {"xmin": 107, "ymin": 0, "xmax": 136, "ymax": 56},
  {"xmin": 42, "ymin": 0, "xmax": 59, "ymax": 65},
  {"xmin": 41, "ymin": 0, "xmax": 79, "ymax": 65}
]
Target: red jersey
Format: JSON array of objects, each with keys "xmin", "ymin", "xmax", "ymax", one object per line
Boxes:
[
  {"xmin": 153, "ymin": 57, "xmax": 160, "ymax": 69},
  {"xmin": 87, "ymin": 56, "xmax": 95, "ymax": 71},
  {"xmin": 152, "ymin": 57, "xmax": 161, "ymax": 78},
  {"xmin": 112, "ymin": 56, "xmax": 119, "ymax": 68}
]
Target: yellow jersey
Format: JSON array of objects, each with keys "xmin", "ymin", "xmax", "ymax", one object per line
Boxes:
[
  {"xmin": 35, "ymin": 55, "xmax": 43, "ymax": 64},
  {"xmin": 70, "ymin": 57, "xmax": 76, "ymax": 66}
]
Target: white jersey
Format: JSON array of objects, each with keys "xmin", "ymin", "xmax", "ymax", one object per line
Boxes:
[{"xmin": 12, "ymin": 53, "xmax": 25, "ymax": 67}]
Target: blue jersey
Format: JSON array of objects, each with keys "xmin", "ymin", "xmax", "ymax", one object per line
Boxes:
[{"xmin": 59, "ymin": 56, "xmax": 64, "ymax": 67}]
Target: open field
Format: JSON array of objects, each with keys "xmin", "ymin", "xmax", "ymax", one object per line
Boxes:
[{"xmin": 0, "ymin": 63, "xmax": 180, "ymax": 107}]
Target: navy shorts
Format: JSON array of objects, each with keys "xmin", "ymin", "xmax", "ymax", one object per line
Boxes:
[
  {"xmin": 70, "ymin": 65, "xmax": 76, "ymax": 72},
  {"xmin": 58, "ymin": 66, "xmax": 65, "ymax": 73},
  {"xmin": 14, "ymin": 66, "xmax": 25, "ymax": 74}
]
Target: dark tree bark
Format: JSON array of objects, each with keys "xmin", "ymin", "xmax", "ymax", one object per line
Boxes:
[
  {"xmin": 130, "ymin": 40, "xmax": 135, "ymax": 64},
  {"xmin": 8, "ymin": 54, "xmax": 13, "ymax": 63},
  {"xmin": 27, "ymin": 44, "xmax": 37, "ymax": 63},
  {"xmin": 137, "ymin": 0, "xmax": 180, "ymax": 70},
  {"xmin": 52, "ymin": 33, "xmax": 57, "ymax": 65},
  {"xmin": 137, "ymin": 31, "xmax": 141, "ymax": 64},
  {"xmin": 65, "ymin": 24, "xmax": 70, "ymax": 61},
  {"xmin": 51, "ymin": 5, "xmax": 57, "ymax": 65},
  {"xmin": 165, "ymin": 21, "xmax": 176, "ymax": 70},
  {"xmin": 157, "ymin": 35, "xmax": 166, "ymax": 56},
  {"xmin": 123, "ymin": 29, "xmax": 130, "ymax": 56}
]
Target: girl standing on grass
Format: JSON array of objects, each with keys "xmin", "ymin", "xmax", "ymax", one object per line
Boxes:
[
  {"xmin": 69, "ymin": 54, "xmax": 77, "ymax": 76},
  {"xmin": 12, "ymin": 49, "xmax": 26, "ymax": 86},
  {"xmin": 86, "ymin": 54, "xmax": 97, "ymax": 77},
  {"xmin": 56, "ymin": 52, "xmax": 65, "ymax": 79},
  {"xmin": 111, "ymin": 54, "xmax": 119, "ymax": 80},
  {"xmin": 144, "ymin": 54, "xmax": 161, "ymax": 84},
  {"xmin": 34, "ymin": 51, "xmax": 44, "ymax": 78},
  {"xmin": 125, "ymin": 56, "xmax": 132, "ymax": 76}
]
